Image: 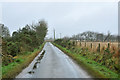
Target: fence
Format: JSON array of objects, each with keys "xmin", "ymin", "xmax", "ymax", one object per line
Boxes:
[{"xmin": 74, "ymin": 41, "xmax": 119, "ymax": 54}]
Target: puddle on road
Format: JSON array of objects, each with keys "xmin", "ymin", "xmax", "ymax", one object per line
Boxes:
[
  {"xmin": 28, "ymin": 50, "xmax": 46, "ymax": 74},
  {"xmin": 28, "ymin": 71, "xmax": 34, "ymax": 74}
]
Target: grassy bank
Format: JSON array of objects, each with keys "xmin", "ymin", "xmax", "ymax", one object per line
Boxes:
[
  {"xmin": 52, "ymin": 43, "xmax": 118, "ymax": 78},
  {"xmin": 2, "ymin": 42, "xmax": 45, "ymax": 78}
]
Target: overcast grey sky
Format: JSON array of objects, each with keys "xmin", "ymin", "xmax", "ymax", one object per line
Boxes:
[{"xmin": 1, "ymin": 2, "xmax": 118, "ymax": 38}]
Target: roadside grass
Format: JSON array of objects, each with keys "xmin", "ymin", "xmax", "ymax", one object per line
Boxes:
[
  {"xmin": 2, "ymin": 42, "xmax": 45, "ymax": 78},
  {"xmin": 52, "ymin": 43, "xmax": 118, "ymax": 78}
]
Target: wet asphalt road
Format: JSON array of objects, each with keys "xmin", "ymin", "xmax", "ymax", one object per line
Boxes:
[{"xmin": 16, "ymin": 42, "xmax": 92, "ymax": 78}]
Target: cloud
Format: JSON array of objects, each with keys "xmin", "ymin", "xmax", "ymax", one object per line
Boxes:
[{"xmin": 2, "ymin": 2, "xmax": 118, "ymax": 38}]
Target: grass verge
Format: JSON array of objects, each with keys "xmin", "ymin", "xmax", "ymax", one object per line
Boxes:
[
  {"xmin": 52, "ymin": 43, "xmax": 118, "ymax": 78},
  {"xmin": 2, "ymin": 42, "xmax": 45, "ymax": 78}
]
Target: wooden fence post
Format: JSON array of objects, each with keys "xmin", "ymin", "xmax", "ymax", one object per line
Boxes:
[
  {"xmin": 97, "ymin": 43, "xmax": 100, "ymax": 52},
  {"xmin": 85, "ymin": 42, "xmax": 86, "ymax": 47},
  {"xmin": 80, "ymin": 42, "xmax": 81, "ymax": 47},
  {"xmin": 108, "ymin": 43, "xmax": 110, "ymax": 49},
  {"xmin": 91, "ymin": 43, "xmax": 92, "ymax": 49}
]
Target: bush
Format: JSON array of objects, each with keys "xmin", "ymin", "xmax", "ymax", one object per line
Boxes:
[
  {"xmin": 2, "ymin": 55, "xmax": 14, "ymax": 66},
  {"xmin": 7, "ymin": 42, "xmax": 20, "ymax": 57}
]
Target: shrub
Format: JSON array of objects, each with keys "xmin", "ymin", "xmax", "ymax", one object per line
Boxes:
[
  {"xmin": 7, "ymin": 42, "xmax": 20, "ymax": 57},
  {"xmin": 2, "ymin": 55, "xmax": 14, "ymax": 66}
]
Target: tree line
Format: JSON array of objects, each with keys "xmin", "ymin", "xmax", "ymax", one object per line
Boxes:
[
  {"xmin": 71, "ymin": 31, "xmax": 118, "ymax": 42},
  {"xmin": 1, "ymin": 20, "xmax": 48, "ymax": 65}
]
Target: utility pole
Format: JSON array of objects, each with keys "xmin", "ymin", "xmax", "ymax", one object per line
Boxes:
[
  {"xmin": 54, "ymin": 29, "xmax": 55, "ymax": 41},
  {"xmin": 60, "ymin": 33, "xmax": 61, "ymax": 39}
]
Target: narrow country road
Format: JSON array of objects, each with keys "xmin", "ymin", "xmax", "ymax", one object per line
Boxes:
[{"xmin": 16, "ymin": 42, "xmax": 92, "ymax": 78}]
